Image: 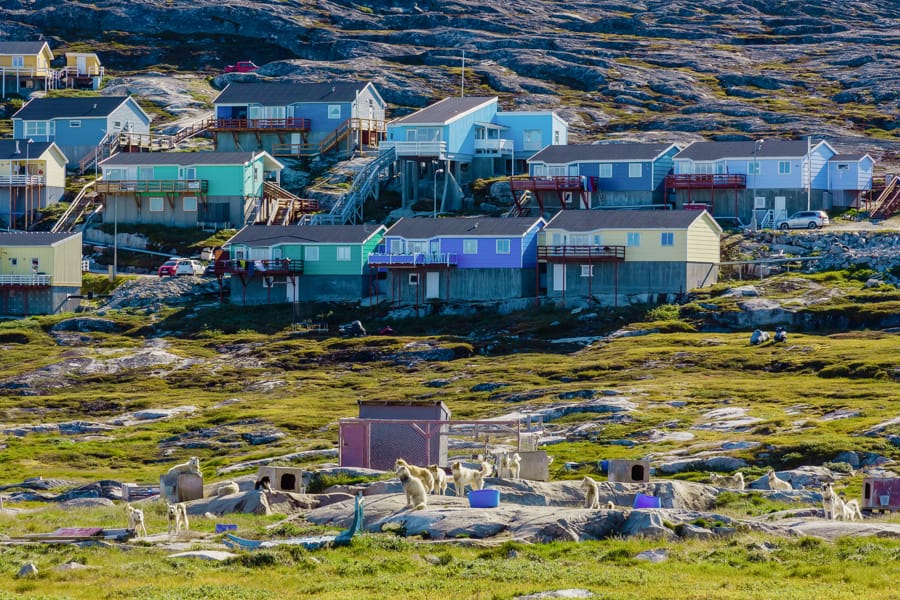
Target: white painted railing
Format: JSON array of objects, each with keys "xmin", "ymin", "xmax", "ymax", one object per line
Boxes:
[
  {"xmin": 380, "ymin": 140, "xmax": 447, "ymax": 158},
  {"xmin": 0, "ymin": 274, "xmax": 52, "ymax": 286}
]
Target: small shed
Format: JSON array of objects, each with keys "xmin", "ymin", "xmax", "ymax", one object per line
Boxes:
[
  {"xmin": 607, "ymin": 459, "xmax": 650, "ymax": 484},
  {"xmin": 862, "ymin": 477, "xmax": 900, "ymax": 512},
  {"xmin": 340, "ymin": 400, "xmax": 450, "ymax": 471}
]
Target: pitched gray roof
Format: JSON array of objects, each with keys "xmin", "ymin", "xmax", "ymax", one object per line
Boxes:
[
  {"xmin": 544, "ymin": 210, "xmax": 707, "ymax": 231},
  {"xmin": 675, "ymin": 140, "xmax": 811, "ymax": 161},
  {"xmin": 214, "ymin": 82, "xmax": 372, "ymax": 105},
  {"xmin": 391, "ymin": 97, "xmax": 496, "ymax": 126},
  {"xmin": 99, "ymin": 151, "xmax": 256, "ymax": 167},
  {"xmin": 529, "ymin": 142, "xmax": 677, "ymax": 163},
  {"xmin": 226, "ymin": 225, "xmax": 384, "ymax": 246},
  {"xmin": 0, "ymin": 42, "xmax": 49, "ymax": 55},
  {"xmin": 384, "ymin": 216, "xmax": 544, "ymax": 238},
  {"xmin": 0, "ymin": 231, "xmax": 78, "ymax": 246},
  {"xmin": 13, "ymin": 96, "xmax": 132, "ymax": 120},
  {"xmin": 0, "ymin": 139, "xmax": 55, "ymax": 159},
  {"xmin": 830, "ymin": 153, "xmax": 868, "ymax": 161}
]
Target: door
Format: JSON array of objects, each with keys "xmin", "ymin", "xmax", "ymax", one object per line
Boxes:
[
  {"xmin": 774, "ymin": 196, "xmax": 787, "ymax": 222},
  {"xmin": 553, "ymin": 264, "xmax": 565, "ymax": 292},
  {"xmin": 340, "ymin": 422, "xmax": 370, "ymax": 468},
  {"xmin": 76, "ymin": 55, "xmax": 87, "ymax": 75},
  {"xmin": 426, "ymin": 271, "xmax": 440, "ymax": 299}
]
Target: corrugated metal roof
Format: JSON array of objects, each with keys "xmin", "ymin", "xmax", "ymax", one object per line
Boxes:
[
  {"xmin": 391, "ymin": 97, "xmax": 496, "ymax": 126},
  {"xmin": 529, "ymin": 142, "xmax": 676, "ymax": 163},
  {"xmin": 544, "ymin": 209, "xmax": 707, "ymax": 231},
  {"xmin": 99, "ymin": 151, "xmax": 256, "ymax": 167},
  {"xmin": 13, "ymin": 96, "xmax": 132, "ymax": 120},
  {"xmin": 226, "ymin": 225, "xmax": 384, "ymax": 246},
  {"xmin": 0, "ymin": 231, "xmax": 79, "ymax": 246},
  {"xmin": 214, "ymin": 82, "xmax": 372, "ymax": 105},
  {"xmin": 0, "ymin": 41, "xmax": 49, "ymax": 55},
  {"xmin": 383, "ymin": 216, "xmax": 544, "ymax": 238},
  {"xmin": 0, "ymin": 139, "xmax": 54, "ymax": 159},
  {"xmin": 675, "ymin": 140, "xmax": 810, "ymax": 161}
]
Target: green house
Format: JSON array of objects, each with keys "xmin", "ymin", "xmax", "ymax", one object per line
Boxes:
[
  {"xmin": 222, "ymin": 224, "xmax": 386, "ymax": 305},
  {"xmin": 96, "ymin": 151, "xmax": 284, "ymax": 229}
]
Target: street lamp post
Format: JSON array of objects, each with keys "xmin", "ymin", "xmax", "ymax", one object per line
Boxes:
[
  {"xmin": 752, "ymin": 139, "xmax": 764, "ymax": 229},
  {"xmin": 433, "ymin": 168, "xmax": 444, "ymax": 218},
  {"xmin": 25, "ymin": 138, "xmax": 33, "ymax": 230}
]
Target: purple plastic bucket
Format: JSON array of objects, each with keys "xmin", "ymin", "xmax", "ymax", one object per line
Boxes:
[{"xmin": 633, "ymin": 493, "xmax": 661, "ymax": 509}]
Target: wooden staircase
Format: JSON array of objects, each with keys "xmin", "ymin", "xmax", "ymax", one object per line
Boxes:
[
  {"xmin": 51, "ymin": 180, "xmax": 100, "ymax": 233},
  {"xmin": 263, "ymin": 181, "xmax": 319, "ymax": 225},
  {"xmin": 505, "ymin": 190, "xmax": 533, "ymax": 217},
  {"xmin": 870, "ymin": 177, "xmax": 900, "ymax": 220}
]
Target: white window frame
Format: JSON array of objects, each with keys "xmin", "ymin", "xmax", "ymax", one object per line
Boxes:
[
  {"xmin": 660, "ymin": 232, "xmax": 674, "ymax": 246},
  {"xmin": 305, "ymin": 246, "xmax": 320, "ymax": 262},
  {"xmin": 69, "ymin": 120, "xmax": 81, "ymax": 128},
  {"xmin": 598, "ymin": 163, "xmax": 612, "ymax": 178},
  {"xmin": 628, "ymin": 163, "xmax": 642, "ymax": 178},
  {"xmin": 580, "ymin": 265, "xmax": 594, "ymax": 277},
  {"xmin": 24, "ymin": 121, "xmax": 51, "ymax": 137},
  {"xmin": 336, "ymin": 246, "xmax": 351, "ymax": 261},
  {"xmin": 182, "ymin": 196, "xmax": 197, "ymax": 212},
  {"xmin": 389, "ymin": 239, "xmax": 404, "ymax": 254},
  {"xmin": 748, "ymin": 161, "xmax": 760, "ymax": 175},
  {"xmin": 408, "ymin": 273, "xmax": 419, "ymax": 286},
  {"xmin": 463, "ymin": 239, "xmax": 478, "ymax": 254},
  {"xmin": 328, "ymin": 105, "xmax": 341, "ymax": 119},
  {"xmin": 148, "ymin": 197, "xmax": 164, "ymax": 212},
  {"xmin": 496, "ymin": 239, "xmax": 511, "ymax": 254},
  {"xmin": 837, "ymin": 163, "xmax": 849, "ymax": 171},
  {"xmin": 779, "ymin": 161, "xmax": 791, "ymax": 175},
  {"xmin": 12, "ymin": 56, "xmax": 24, "ymax": 68},
  {"xmin": 627, "ymin": 232, "xmax": 641, "ymax": 247}
]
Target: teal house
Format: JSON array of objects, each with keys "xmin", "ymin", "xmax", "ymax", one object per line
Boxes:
[
  {"xmin": 96, "ymin": 151, "xmax": 284, "ymax": 228},
  {"xmin": 221, "ymin": 224, "xmax": 386, "ymax": 305}
]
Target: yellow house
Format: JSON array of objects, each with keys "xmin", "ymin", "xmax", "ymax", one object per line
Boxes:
[
  {"xmin": 0, "ymin": 41, "xmax": 55, "ymax": 98},
  {"xmin": 0, "ymin": 140, "xmax": 69, "ymax": 230},
  {"xmin": 63, "ymin": 53, "xmax": 104, "ymax": 90},
  {"xmin": 0, "ymin": 231, "xmax": 82, "ymax": 315},
  {"xmin": 539, "ymin": 209, "xmax": 722, "ymax": 305}
]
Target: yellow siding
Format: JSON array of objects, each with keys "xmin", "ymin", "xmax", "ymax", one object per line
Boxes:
[
  {"xmin": 0, "ymin": 234, "xmax": 82, "ymax": 287},
  {"xmin": 52, "ymin": 235, "xmax": 83, "ymax": 286},
  {"xmin": 0, "ymin": 49, "xmax": 52, "ymax": 75},
  {"xmin": 541, "ymin": 227, "xmax": 689, "ymax": 262},
  {"xmin": 66, "ymin": 55, "xmax": 101, "ymax": 71},
  {"xmin": 39, "ymin": 148, "xmax": 68, "ymax": 188},
  {"xmin": 686, "ymin": 216, "xmax": 722, "ymax": 264}
]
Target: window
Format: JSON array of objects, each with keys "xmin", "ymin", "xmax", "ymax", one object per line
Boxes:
[
  {"xmin": 661, "ymin": 232, "xmax": 674, "ymax": 246},
  {"xmin": 549, "ymin": 166, "xmax": 565, "ymax": 177},
  {"xmin": 580, "ymin": 265, "xmax": 594, "ymax": 277},
  {"xmin": 149, "ymin": 197, "xmax": 164, "ymax": 212},
  {"xmin": 305, "ymin": 246, "xmax": 319, "ymax": 262},
  {"xmin": 629, "ymin": 163, "xmax": 642, "ymax": 178},
  {"xmin": 113, "ymin": 120, "xmax": 122, "ymax": 129},
  {"xmin": 328, "ymin": 105, "xmax": 341, "ymax": 119},
  {"xmin": 627, "ymin": 232, "xmax": 641, "ymax": 247},
  {"xmin": 748, "ymin": 161, "xmax": 760, "ymax": 175},
  {"xmin": 69, "ymin": 120, "xmax": 81, "ymax": 128},
  {"xmin": 598, "ymin": 163, "xmax": 612, "ymax": 178},
  {"xmin": 408, "ymin": 273, "xmax": 419, "ymax": 286},
  {"xmin": 496, "ymin": 239, "xmax": 510, "ymax": 254},
  {"xmin": 779, "ymin": 161, "xmax": 790, "ymax": 175},
  {"xmin": 533, "ymin": 164, "xmax": 546, "ymax": 178},
  {"xmin": 183, "ymin": 196, "xmax": 197, "ymax": 212},
  {"xmin": 592, "ymin": 234, "xmax": 602, "ymax": 245},
  {"xmin": 336, "ymin": 246, "xmax": 351, "ymax": 261},
  {"xmin": 523, "ymin": 129, "xmax": 541, "ymax": 144},
  {"xmin": 9, "ymin": 258, "xmax": 16, "ymax": 266},
  {"xmin": 837, "ymin": 163, "xmax": 849, "ymax": 171},
  {"xmin": 554, "ymin": 130, "xmax": 560, "ymax": 144},
  {"xmin": 12, "ymin": 56, "xmax": 24, "ymax": 68},
  {"xmin": 24, "ymin": 121, "xmax": 51, "ymax": 137},
  {"xmin": 463, "ymin": 239, "xmax": 478, "ymax": 254},
  {"xmin": 389, "ymin": 239, "xmax": 403, "ymax": 254}
]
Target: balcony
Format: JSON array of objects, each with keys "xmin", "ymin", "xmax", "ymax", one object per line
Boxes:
[
  {"xmin": 94, "ymin": 180, "xmax": 209, "ymax": 194},
  {"xmin": 368, "ymin": 252, "xmax": 458, "ymax": 268},
  {"xmin": 212, "ymin": 118, "xmax": 311, "ymax": 131},
  {"xmin": 0, "ymin": 274, "xmax": 52, "ymax": 287},
  {"xmin": 215, "ymin": 259, "xmax": 303, "ymax": 276},
  {"xmin": 379, "ymin": 141, "xmax": 447, "ymax": 159},
  {"xmin": 0, "ymin": 174, "xmax": 45, "ymax": 187},
  {"xmin": 510, "ymin": 176, "xmax": 589, "ymax": 192},
  {"xmin": 474, "ymin": 138, "xmax": 514, "ymax": 156},
  {"xmin": 538, "ymin": 245, "xmax": 625, "ymax": 262},
  {"xmin": 665, "ymin": 174, "xmax": 747, "ymax": 189}
]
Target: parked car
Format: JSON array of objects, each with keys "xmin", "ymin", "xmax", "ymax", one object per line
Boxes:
[
  {"xmin": 224, "ymin": 60, "xmax": 259, "ymax": 73},
  {"xmin": 776, "ymin": 210, "xmax": 829, "ymax": 230},
  {"xmin": 158, "ymin": 258, "xmax": 204, "ymax": 277}
]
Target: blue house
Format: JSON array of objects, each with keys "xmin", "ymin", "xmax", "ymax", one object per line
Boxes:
[
  {"xmin": 211, "ymin": 81, "xmax": 386, "ymax": 158},
  {"xmin": 669, "ymin": 139, "xmax": 857, "ymax": 226},
  {"xmin": 368, "ymin": 216, "xmax": 546, "ymax": 306},
  {"xmin": 12, "ymin": 96, "xmax": 151, "ymax": 170},
  {"xmin": 519, "ymin": 142, "xmax": 680, "ymax": 214},
  {"xmin": 381, "ymin": 96, "xmax": 567, "ymax": 211},
  {"xmin": 828, "ymin": 153, "xmax": 875, "ymax": 209}
]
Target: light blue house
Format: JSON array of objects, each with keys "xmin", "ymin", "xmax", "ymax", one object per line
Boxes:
[
  {"xmin": 96, "ymin": 151, "xmax": 284, "ymax": 228},
  {"xmin": 211, "ymin": 81, "xmax": 386, "ymax": 158},
  {"xmin": 669, "ymin": 139, "xmax": 865, "ymax": 225},
  {"xmin": 381, "ymin": 96, "xmax": 567, "ymax": 210},
  {"xmin": 828, "ymin": 153, "xmax": 875, "ymax": 208},
  {"xmin": 368, "ymin": 216, "xmax": 546, "ymax": 305},
  {"xmin": 519, "ymin": 142, "xmax": 680, "ymax": 214},
  {"xmin": 12, "ymin": 96, "xmax": 151, "ymax": 170}
]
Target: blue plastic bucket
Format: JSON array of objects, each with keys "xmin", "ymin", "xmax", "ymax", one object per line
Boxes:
[
  {"xmin": 633, "ymin": 493, "xmax": 661, "ymax": 509},
  {"xmin": 468, "ymin": 489, "xmax": 500, "ymax": 508}
]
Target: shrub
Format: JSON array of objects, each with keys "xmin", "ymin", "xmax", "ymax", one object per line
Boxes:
[
  {"xmin": 646, "ymin": 304, "xmax": 680, "ymax": 321},
  {"xmin": 823, "ymin": 461, "xmax": 854, "ymax": 474}
]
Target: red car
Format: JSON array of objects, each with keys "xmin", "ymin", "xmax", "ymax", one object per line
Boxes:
[{"xmin": 224, "ymin": 60, "xmax": 259, "ymax": 74}]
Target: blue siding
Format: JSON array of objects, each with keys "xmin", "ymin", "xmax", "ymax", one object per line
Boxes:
[
  {"xmin": 495, "ymin": 113, "xmax": 563, "ymax": 153},
  {"xmin": 447, "ymin": 103, "xmax": 497, "ymax": 157}
]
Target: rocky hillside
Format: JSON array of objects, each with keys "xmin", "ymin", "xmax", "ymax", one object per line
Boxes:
[{"xmin": 2, "ymin": 0, "xmax": 899, "ymax": 164}]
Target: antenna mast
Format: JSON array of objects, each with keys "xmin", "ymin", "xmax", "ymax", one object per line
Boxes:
[{"xmin": 461, "ymin": 50, "xmax": 465, "ymax": 97}]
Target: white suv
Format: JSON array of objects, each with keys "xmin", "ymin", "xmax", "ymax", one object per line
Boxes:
[{"xmin": 777, "ymin": 210, "xmax": 829, "ymax": 230}]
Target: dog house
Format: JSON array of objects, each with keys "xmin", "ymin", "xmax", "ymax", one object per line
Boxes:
[
  {"xmin": 607, "ymin": 459, "xmax": 651, "ymax": 484},
  {"xmin": 862, "ymin": 476, "xmax": 900, "ymax": 513},
  {"xmin": 255, "ymin": 466, "xmax": 310, "ymax": 493},
  {"xmin": 340, "ymin": 400, "xmax": 451, "ymax": 471}
]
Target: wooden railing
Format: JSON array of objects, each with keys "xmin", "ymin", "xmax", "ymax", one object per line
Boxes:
[
  {"xmin": 368, "ymin": 252, "xmax": 458, "ymax": 267},
  {"xmin": 510, "ymin": 176, "xmax": 588, "ymax": 191},
  {"xmin": 215, "ymin": 259, "xmax": 303, "ymax": 276},
  {"xmin": 94, "ymin": 179, "xmax": 208, "ymax": 193},
  {"xmin": 665, "ymin": 174, "xmax": 747, "ymax": 189},
  {"xmin": 213, "ymin": 117, "xmax": 311, "ymax": 131},
  {"xmin": 537, "ymin": 245, "xmax": 626, "ymax": 261},
  {"xmin": 51, "ymin": 180, "xmax": 97, "ymax": 233}
]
